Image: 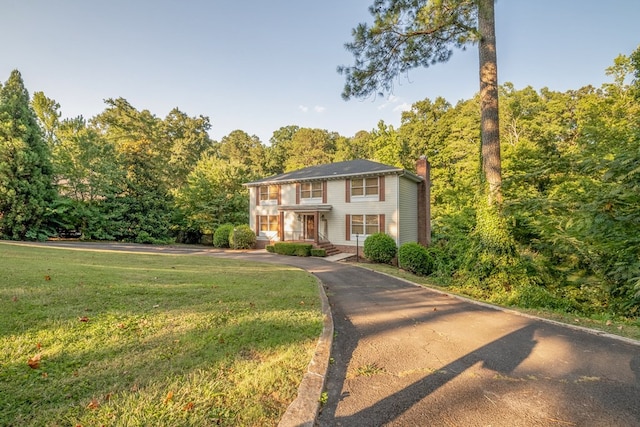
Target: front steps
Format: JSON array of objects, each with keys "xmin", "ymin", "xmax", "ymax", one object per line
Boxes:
[{"xmin": 315, "ymin": 241, "xmax": 340, "ymax": 256}]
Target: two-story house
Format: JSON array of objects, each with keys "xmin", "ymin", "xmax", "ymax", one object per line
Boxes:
[{"xmin": 244, "ymin": 158, "xmax": 431, "ymax": 253}]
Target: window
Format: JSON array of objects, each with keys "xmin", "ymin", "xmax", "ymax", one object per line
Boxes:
[
  {"xmin": 351, "ymin": 177, "xmax": 379, "ymax": 199},
  {"xmin": 259, "ymin": 185, "xmax": 279, "ymax": 203},
  {"xmin": 300, "ymin": 182, "xmax": 323, "ymax": 199},
  {"xmin": 351, "ymin": 214, "xmax": 379, "ymax": 236},
  {"xmin": 258, "ymin": 215, "xmax": 278, "ymax": 232}
]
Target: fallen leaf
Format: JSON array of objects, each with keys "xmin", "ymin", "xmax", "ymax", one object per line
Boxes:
[
  {"xmin": 44, "ymin": 275, "xmax": 51, "ymax": 281},
  {"xmin": 36, "ymin": 342, "xmax": 42, "ymax": 349},
  {"xmin": 79, "ymin": 316, "xmax": 89, "ymax": 322},
  {"xmin": 87, "ymin": 399, "xmax": 100, "ymax": 409},
  {"xmin": 28, "ymin": 354, "xmax": 42, "ymax": 369},
  {"xmin": 11, "ymin": 296, "xmax": 18, "ymax": 302},
  {"xmin": 183, "ymin": 402, "xmax": 194, "ymax": 411},
  {"xmin": 41, "ymin": 372, "xmax": 48, "ymax": 378},
  {"xmin": 117, "ymin": 323, "xmax": 126, "ymax": 329},
  {"xmin": 433, "ymin": 307, "xmax": 437, "ymax": 311},
  {"xmin": 163, "ymin": 391, "xmax": 174, "ymax": 403},
  {"xmin": 605, "ymin": 320, "xmax": 612, "ymax": 326},
  {"xmin": 618, "ymin": 325, "xmax": 623, "ymax": 330},
  {"xmin": 153, "ymin": 304, "xmax": 160, "ymax": 308},
  {"xmin": 104, "ymin": 392, "xmax": 113, "ymax": 401}
]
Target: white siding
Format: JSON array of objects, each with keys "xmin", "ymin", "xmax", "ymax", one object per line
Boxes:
[
  {"xmin": 398, "ymin": 175, "xmax": 419, "ymax": 246},
  {"xmin": 326, "ymin": 175, "xmax": 399, "ymax": 247}
]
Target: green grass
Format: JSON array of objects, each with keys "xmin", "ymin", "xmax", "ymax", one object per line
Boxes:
[
  {"xmin": 356, "ymin": 262, "xmax": 640, "ymax": 342},
  {"xmin": 0, "ymin": 243, "xmax": 322, "ymax": 426}
]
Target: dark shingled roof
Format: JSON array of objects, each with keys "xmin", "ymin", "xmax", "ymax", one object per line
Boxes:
[{"xmin": 244, "ymin": 159, "xmax": 420, "ymax": 186}]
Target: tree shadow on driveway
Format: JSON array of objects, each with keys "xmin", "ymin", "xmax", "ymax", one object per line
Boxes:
[{"xmin": 328, "ymin": 323, "xmax": 538, "ymax": 426}]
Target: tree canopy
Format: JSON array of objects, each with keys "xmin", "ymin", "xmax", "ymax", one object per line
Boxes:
[{"xmin": 340, "ymin": 0, "xmax": 502, "ymax": 203}]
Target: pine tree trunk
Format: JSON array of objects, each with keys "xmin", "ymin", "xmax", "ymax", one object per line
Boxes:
[{"xmin": 478, "ymin": 0, "xmax": 502, "ymax": 205}]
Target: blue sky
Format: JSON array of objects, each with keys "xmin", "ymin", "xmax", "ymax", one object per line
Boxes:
[{"xmin": 1, "ymin": 0, "xmax": 639, "ymax": 144}]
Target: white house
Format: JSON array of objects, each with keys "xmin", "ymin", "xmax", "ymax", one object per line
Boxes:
[{"xmin": 243, "ymin": 158, "xmax": 431, "ymax": 253}]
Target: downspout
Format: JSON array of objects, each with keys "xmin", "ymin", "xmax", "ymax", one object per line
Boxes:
[{"xmin": 396, "ymin": 172, "xmax": 401, "ymax": 247}]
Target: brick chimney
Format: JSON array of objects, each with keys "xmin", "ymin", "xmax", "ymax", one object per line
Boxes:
[{"xmin": 416, "ymin": 156, "xmax": 431, "ymax": 246}]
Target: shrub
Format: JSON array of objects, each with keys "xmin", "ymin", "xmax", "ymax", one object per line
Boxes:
[
  {"xmin": 310, "ymin": 248, "xmax": 326, "ymax": 257},
  {"xmin": 213, "ymin": 223, "xmax": 234, "ymax": 248},
  {"xmin": 266, "ymin": 245, "xmax": 275, "ymax": 253},
  {"xmin": 273, "ymin": 242, "xmax": 312, "ymax": 256},
  {"xmin": 363, "ymin": 233, "xmax": 397, "ymax": 264},
  {"xmin": 229, "ymin": 224, "xmax": 256, "ymax": 249},
  {"xmin": 398, "ymin": 242, "xmax": 434, "ymax": 276}
]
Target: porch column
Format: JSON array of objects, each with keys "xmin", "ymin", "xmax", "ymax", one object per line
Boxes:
[
  {"xmin": 314, "ymin": 211, "xmax": 319, "ymax": 244},
  {"xmin": 279, "ymin": 211, "xmax": 285, "ymax": 242}
]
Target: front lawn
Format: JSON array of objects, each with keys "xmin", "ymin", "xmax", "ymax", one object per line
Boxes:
[{"xmin": 0, "ymin": 243, "xmax": 322, "ymax": 426}]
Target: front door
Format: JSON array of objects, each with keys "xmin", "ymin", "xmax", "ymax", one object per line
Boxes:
[{"xmin": 304, "ymin": 215, "xmax": 315, "ymax": 240}]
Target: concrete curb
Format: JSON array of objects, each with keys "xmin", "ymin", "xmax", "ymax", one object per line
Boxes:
[{"xmin": 278, "ymin": 277, "xmax": 334, "ymax": 427}]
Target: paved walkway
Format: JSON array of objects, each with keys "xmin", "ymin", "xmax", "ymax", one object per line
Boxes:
[{"xmin": 16, "ymin": 242, "xmax": 640, "ymax": 426}]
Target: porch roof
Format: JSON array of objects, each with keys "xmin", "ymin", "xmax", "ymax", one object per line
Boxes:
[{"xmin": 277, "ymin": 204, "xmax": 333, "ymax": 212}]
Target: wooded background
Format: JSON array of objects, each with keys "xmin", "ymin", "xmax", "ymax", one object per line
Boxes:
[{"xmin": 1, "ymin": 46, "xmax": 638, "ymax": 317}]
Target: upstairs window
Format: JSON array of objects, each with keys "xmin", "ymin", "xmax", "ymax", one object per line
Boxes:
[
  {"xmin": 259, "ymin": 185, "xmax": 279, "ymax": 204},
  {"xmin": 300, "ymin": 182, "xmax": 323, "ymax": 200},
  {"xmin": 351, "ymin": 177, "xmax": 379, "ymax": 200}
]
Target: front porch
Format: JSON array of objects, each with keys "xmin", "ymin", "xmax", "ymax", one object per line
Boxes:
[{"xmin": 277, "ymin": 204, "xmax": 332, "ymax": 245}]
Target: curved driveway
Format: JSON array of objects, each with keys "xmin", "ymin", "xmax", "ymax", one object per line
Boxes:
[{"xmin": 24, "ymin": 242, "xmax": 640, "ymax": 426}]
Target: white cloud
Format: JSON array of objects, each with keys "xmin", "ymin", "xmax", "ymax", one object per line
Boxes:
[
  {"xmin": 298, "ymin": 105, "xmax": 309, "ymax": 113},
  {"xmin": 377, "ymin": 94, "xmax": 403, "ymax": 111},
  {"xmin": 314, "ymin": 105, "xmax": 326, "ymax": 113},
  {"xmin": 393, "ymin": 102, "xmax": 411, "ymax": 112}
]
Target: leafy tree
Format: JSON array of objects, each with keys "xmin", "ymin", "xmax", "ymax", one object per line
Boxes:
[
  {"xmin": 340, "ymin": 0, "xmax": 502, "ymax": 204},
  {"xmin": 265, "ymin": 125, "xmax": 300, "ymax": 175},
  {"xmin": 367, "ymin": 121, "xmax": 408, "ymax": 168},
  {"xmin": 162, "ymin": 108, "xmax": 213, "ymax": 190},
  {"xmin": 283, "ymin": 128, "xmax": 337, "ymax": 171},
  {"xmin": 0, "ymin": 70, "xmax": 56, "ymax": 240},
  {"xmin": 334, "ymin": 130, "xmax": 373, "ymax": 161},
  {"xmin": 31, "ymin": 91, "xmax": 61, "ymax": 147},
  {"xmin": 91, "ymin": 98, "xmax": 174, "ymax": 242},
  {"xmin": 174, "ymin": 155, "xmax": 249, "ymax": 234},
  {"xmin": 215, "ymin": 129, "xmax": 265, "ymax": 178},
  {"xmin": 52, "ymin": 117, "xmax": 123, "ymax": 237},
  {"xmin": 400, "ymin": 96, "xmax": 452, "ymax": 162}
]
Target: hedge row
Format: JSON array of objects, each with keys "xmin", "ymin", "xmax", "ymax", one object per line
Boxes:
[
  {"xmin": 273, "ymin": 242, "xmax": 313, "ymax": 257},
  {"xmin": 266, "ymin": 243, "xmax": 327, "ymax": 257}
]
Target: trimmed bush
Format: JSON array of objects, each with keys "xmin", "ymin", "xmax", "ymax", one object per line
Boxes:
[
  {"xmin": 229, "ymin": 224, "xmax": 256, "ymax": 249},
  {"xmin": 273, "ymin": 242, "xmax": 312, "ymax": 257},
  {"xmin": 265, "ymin": 245, "xmax": 275, "ymax": 253},
  {"xmin": 213, "ymin": 223, "xmax": 234, "ymax": 248},
  {"xmin": 363, "ymin": 233, "xmax": 397, "ymax": 264},
  {"xmin": 398, "ymin": 242, "xmax": 434, "ymax": 276},
  {"xmin": 310, "ymin": 248, "xmax": 327, "ymax": 257}
]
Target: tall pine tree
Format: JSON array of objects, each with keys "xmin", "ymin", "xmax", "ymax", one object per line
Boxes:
[{"xmin": 0, "ymin": 70, "xmax": 56, "ymax": 240}]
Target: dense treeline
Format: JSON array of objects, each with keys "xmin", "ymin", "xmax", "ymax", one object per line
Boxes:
[{"xmin": 0, "ymin": 47, "xmax": 638, "ymax": 317}]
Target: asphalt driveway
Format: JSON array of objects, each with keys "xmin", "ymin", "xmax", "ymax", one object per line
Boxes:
[{"xmin": 19, "ymin": 242, "xmax": 640, "ymax": 426}]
